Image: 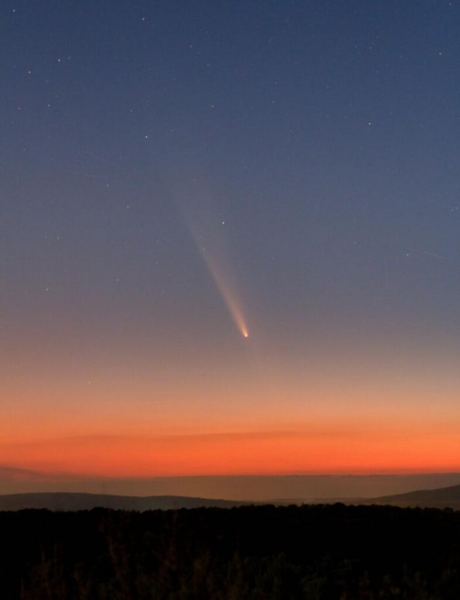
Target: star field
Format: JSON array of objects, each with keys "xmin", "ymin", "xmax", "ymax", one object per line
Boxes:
[{"xmin": 1, "ymin": 0, "xmax": 460, "ymax": 489}]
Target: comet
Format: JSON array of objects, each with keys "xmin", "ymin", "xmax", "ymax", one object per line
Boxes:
[
  {"xmin": 170, "ymin": 171, "xmax": 250, "ymax": 339},
  {"xmin": 197, "ymin": 242, "xmax": 249, "ymax": 339}
]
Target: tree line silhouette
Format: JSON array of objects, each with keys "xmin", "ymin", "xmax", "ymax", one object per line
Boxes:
[{"xmin": 1, "ymin": 503, "xmax": 460, "ymax": 599}]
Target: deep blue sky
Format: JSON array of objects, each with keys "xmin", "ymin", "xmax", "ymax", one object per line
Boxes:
[{"xmin": 1, "ymin": 0, "xmax": 460, "ymax": 483}]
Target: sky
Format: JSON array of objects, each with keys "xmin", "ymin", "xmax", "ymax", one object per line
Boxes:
[{"xmin": 2, "ymin": 0, "xmax": 460, "ymax": 497}]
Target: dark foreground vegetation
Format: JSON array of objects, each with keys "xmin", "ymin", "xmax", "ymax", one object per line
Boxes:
[{"xmin": 1, "ymin": 503, "xmax": 460, "ymax": 599}]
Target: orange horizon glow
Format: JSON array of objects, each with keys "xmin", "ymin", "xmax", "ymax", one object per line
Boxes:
[
  {"xmin": 3, "ymin": 309, "xmax": 460, "ymax": 482},
  {"xmin": 3, "ymin": 424, "xmax": 460, "ymax": 479}
]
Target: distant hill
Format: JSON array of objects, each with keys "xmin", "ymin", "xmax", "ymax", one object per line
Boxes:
[
  {"xmin": 0, "ymin": 492, "xmax": 246, "ymax": 512},
  {"xmin": 368, "ymin": 483, "xmax": 460, "ymax": 509},
  {"xmin": 4, "ymin": 484, "xmax": 460, "ymax": 512}
]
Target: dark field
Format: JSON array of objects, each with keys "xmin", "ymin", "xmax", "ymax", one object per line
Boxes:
[{"xmin": 2, "ymin": 503, "xmax": 460, "ymax": 599}]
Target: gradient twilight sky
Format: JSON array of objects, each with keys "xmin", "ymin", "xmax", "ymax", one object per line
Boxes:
[{"xmin": 2, "ymin": 0, "xmax": 460, "ymax": 489}]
